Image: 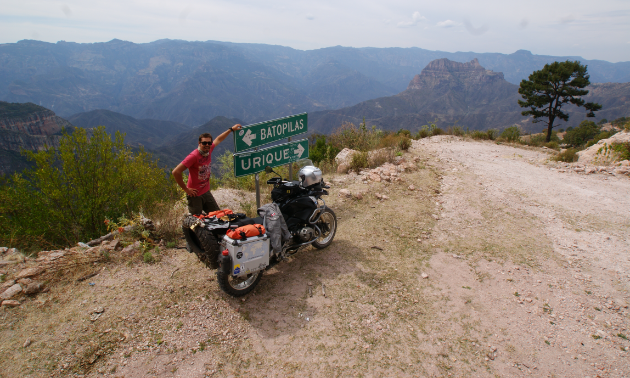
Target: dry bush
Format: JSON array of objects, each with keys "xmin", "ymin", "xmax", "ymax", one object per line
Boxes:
[
  {"xmin": 328, "ymin": 122, "xmax": 381, "ymax": 152},
  {"xmin": 554, "ymin": 148, "xmax": 579, "ymax": 162},
  {"xmin": 145, "ymin": 199, "xmax": 188, "ymax": 242},
  {"xmin": 368, "ymin": 148, "xmax": 395, "ymax": 168}
]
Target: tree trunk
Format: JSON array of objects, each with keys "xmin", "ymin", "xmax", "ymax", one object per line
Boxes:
[{"xmin": 546, "ymin": 116, "xmax": 555, "ymax": 143}]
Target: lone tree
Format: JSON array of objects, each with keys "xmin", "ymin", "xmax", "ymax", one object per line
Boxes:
[{"xmin": 518, "ymin": 60, "xmax": 602, "ymax": 142}]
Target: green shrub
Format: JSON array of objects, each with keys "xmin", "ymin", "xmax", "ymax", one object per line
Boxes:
[
  {"xmin": 611, "ymin": 116, "xmax": 629, "ymax": 127},
  {"xmin": 501, "ymin": 126, "xmax": 521, "ymax": 142},
  {"xmin": 597, "ymin": 118, "xmax": 608, "ymax": 125},
  {"xmin": 451, "ymin": 126, "xmax": 465, "ymax": 137},
  {"xmin": 432, "ymin": 127, "xmax": 444, "ymax": 136},
  {"xmin": 585, "ymin": 130, "xmax": 617, "ymax": 147},
  {"xmin": 396, "ymin": 129, "xmax": 411, "ymax": 138},
  {"xmin": 415, "ymin": 128, "xmax": 430, "ymax": 139},
  {"xmin": 545, "ymin": 141, "xmax": 559, "ymax": 150},
  {"xmin": 554, "ymin": 148, "xmax": 579, "ymax": 162},
  {"xmin": 349, "ymin": 151, "xmax": 369, "ymax": 171},
  {"xmin": 398, "ymin": 136, "xmax": 412, "ymax": 151},
  {"xmin": 612, "ymin": 142, "xmax": 630, "ymax": 161},
  {"xmin": 309, "ymin": 134, "xmax": 340, "ymax": 166},
  {"xmin": 563, "ymin": 120, "xmax": 600, "ymax": 147},
  {"xmin": 471, "ymin": 130, "xmax": 485, "ymax": 139},
  {"xmin": 471, "ymin": 129, "xmax": 498, "ymax": 140},
  {"xmin": 143, "ymin": 250, "xmax": 155, "ymax": 263},
  {"xmin": 0, "ymin": 127, "xmax": 176, "ymax": 250},
  {"xmin": 523, "ymin": 132, "xmax": 560, "ymax": 147}
]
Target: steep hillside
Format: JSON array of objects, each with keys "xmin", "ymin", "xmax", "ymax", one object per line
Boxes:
[
  {"xmin": 0, "ymin": 101, "xmax": 75, "ymax": 175},
  {"xmin": 67, "ymin": 109, "xmax": 190, "ymax": 149},
  {"xmin": 574, "ymin": 82, "xmax": 630, "ymax": 123}
]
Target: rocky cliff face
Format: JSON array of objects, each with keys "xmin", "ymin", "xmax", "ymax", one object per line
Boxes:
[
  {"xmin": 406, "ymin": 58, "xmax": 506, "ymax": 91},
  {"xmin": 308, "ymin": 58, "xmax": 524, "ymax": 134},
  {"xmin": 0, "ymin": 102, "xmax": 74, "ymax": 175},
  {"xmin": 0, "ymin": 108, "xmax": 71, "ymax": 137}
]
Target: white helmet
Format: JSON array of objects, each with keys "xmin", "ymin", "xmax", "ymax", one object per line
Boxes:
[{"xmin": 298, "ymin": 165, "xmax": 323, "ymax": 188}]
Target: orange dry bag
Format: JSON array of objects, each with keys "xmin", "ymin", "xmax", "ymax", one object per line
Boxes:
[
  {"xmin": 194, "ymin": 209, "xmax": 234, "ymax": 220},
  {"xmin": 226, "ymin": 224, "xmax": 266, "ymax": 240}
]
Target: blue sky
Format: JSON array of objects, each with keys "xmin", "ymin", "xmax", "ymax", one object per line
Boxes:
[{"xmin": 1, "ymin": 0, "xmax": 629, "ymax": 62}]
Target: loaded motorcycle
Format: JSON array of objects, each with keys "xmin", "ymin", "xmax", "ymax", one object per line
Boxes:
[{"xmin": 182, "ymin": 161, "xmax": 337, "ymax": 297}]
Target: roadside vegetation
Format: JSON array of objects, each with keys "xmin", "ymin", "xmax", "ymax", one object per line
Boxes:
[
  {"xmin": 0, "ymin": 127, "xmax": 180, "ymax": 252},
  {"xmin": 3, "ymin": 116, "xmax": 628, "ymax": 252}
]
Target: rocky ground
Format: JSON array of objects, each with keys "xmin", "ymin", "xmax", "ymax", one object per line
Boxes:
[{"xmin": 1, "ymin": 136, "xmax": 629, "ymax": 377}]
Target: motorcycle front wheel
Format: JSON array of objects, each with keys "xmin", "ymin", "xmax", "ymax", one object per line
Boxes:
[
  {"xmin": 312, "ymin": 207, "xmax": 337, "ymax": 249},
  {"xmin": 216, "ymin": 270, "xmax": 262, "ymax": 297}
]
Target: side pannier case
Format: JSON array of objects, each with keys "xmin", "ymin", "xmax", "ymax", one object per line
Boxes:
[{"xmin": 221, "ymin": 234, "xmax": 270, "ymax": 277}]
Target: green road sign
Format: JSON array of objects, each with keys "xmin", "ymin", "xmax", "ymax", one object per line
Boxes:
[
  {"xmin": 233, "ymin": 139, "xmax": 309, "ymax": 177},
  {"xmin": 234, "ymin": 113, "xmax": 307, "ymax": 153}
]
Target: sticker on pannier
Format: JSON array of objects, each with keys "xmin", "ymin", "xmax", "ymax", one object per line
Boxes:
[{"xmin": 226, "ymin": 224, "xmax": 266, "ymax": 240}]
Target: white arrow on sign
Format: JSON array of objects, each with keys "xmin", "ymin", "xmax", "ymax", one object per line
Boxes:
[
  {"xmin": 294, "ymin": 143, "xmax": 305, "ymax": 158},
  {"xmin": 242, "ymin": 129, "xmax": 256, "ymax": 146}
]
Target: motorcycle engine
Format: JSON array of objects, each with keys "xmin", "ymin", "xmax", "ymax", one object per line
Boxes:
[{"xmin": 297, "ymin": 226, "xmax": 315, "ymax": 242}]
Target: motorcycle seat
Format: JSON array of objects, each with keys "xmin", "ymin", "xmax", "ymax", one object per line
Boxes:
[{"xmin": 229, "ymin": 216, "xmax": 264, "ymax": 228}]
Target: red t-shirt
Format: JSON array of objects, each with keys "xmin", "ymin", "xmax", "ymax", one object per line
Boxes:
[{"xmin": 181, "ymin": 145, "xmax": 215, "ymax": 196}]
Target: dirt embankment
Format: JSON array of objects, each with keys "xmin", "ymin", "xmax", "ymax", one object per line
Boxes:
[{"xmin": 1, "ymin": 136, "xmax": 629, "ymax": 377}]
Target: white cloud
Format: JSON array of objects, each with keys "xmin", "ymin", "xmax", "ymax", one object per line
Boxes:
[
  {"xmin": 437, "ymin": 19, "xmax": 456, "ymax": 28},
  {"xmin": 560, "ymin": 14, "xmax": 576, "ymax": 24},
  {"xmin": 397, "ymin": 11, "xmax": 425, "ymax": 28},
  {"xmin": 306, "ymin": 13, "xmax": 314, "ymax": 20}
]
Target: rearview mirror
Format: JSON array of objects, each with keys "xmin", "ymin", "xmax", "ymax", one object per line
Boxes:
[{"xmin": 264, "ymin": 166, "xmax": 273, "ymax": 174}]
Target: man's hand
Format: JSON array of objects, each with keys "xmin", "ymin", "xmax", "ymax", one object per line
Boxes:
[
  {"xmin": 172, "ymin": 163, "xmax": 196, "ymax": 196},
  {"xmin": 230, "ymin": 124, "xmax": 243, "ymax": 132}
]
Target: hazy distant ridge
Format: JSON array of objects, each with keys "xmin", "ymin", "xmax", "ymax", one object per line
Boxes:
[{"xmin": 1, "ymin": 39, "xmax": 628, "ymax": 126}]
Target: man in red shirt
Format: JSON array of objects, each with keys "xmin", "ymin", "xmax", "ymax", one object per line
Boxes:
[{"xmin": 172, "ymin": 124, "xmax": 242, "ymax": 214}]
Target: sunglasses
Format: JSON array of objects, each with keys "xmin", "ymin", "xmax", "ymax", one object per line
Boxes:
[{"xmin": 200, "ymin": 141, "xmax": 212, "ymax": 146}]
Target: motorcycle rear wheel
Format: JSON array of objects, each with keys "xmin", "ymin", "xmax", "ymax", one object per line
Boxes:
[
  {"xmin": 312, "ymin": 207, "xmax": 337, "ymax": 249},
  {"xmin": 216, "ymin": 270, "xmax": 262, "ymax": 297},
  {"xmin": 182, "ymin": 215, "xmax": 220, "ymax": 269}
]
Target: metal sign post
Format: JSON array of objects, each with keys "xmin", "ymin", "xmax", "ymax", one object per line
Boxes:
[
  {"xmin": 255, "ymin": 173, "xmax": 260, "ymax": 209},
  {"xmin": 287, "ymin": 136, "xmax": 292, "ymax": 181}
]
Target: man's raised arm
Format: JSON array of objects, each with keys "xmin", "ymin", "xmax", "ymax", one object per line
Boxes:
[{"xmin": 213, "ymin": 124, "xmax": 242, "ymax": 146}]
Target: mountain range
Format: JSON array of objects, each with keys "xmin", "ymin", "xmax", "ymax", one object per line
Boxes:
[
  {"xmin": 2, "ymin": 53, "xmax": 629, "ymax": 176},
  {"xmin": 2, "ymin": 39, "xmax": 630, "ymax": 126},
  {"xmin": 309, "ymin": 59, "xmax": 630, "ymax": 134}
]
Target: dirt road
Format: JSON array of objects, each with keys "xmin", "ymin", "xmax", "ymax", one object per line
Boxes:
[
  {"xmin": 1, "ymin": 136, "xmax": 628, "ymax": 377},
  {"xmin": 416, "ymin": 136, "xmax": 630, "ymax": 377}
]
